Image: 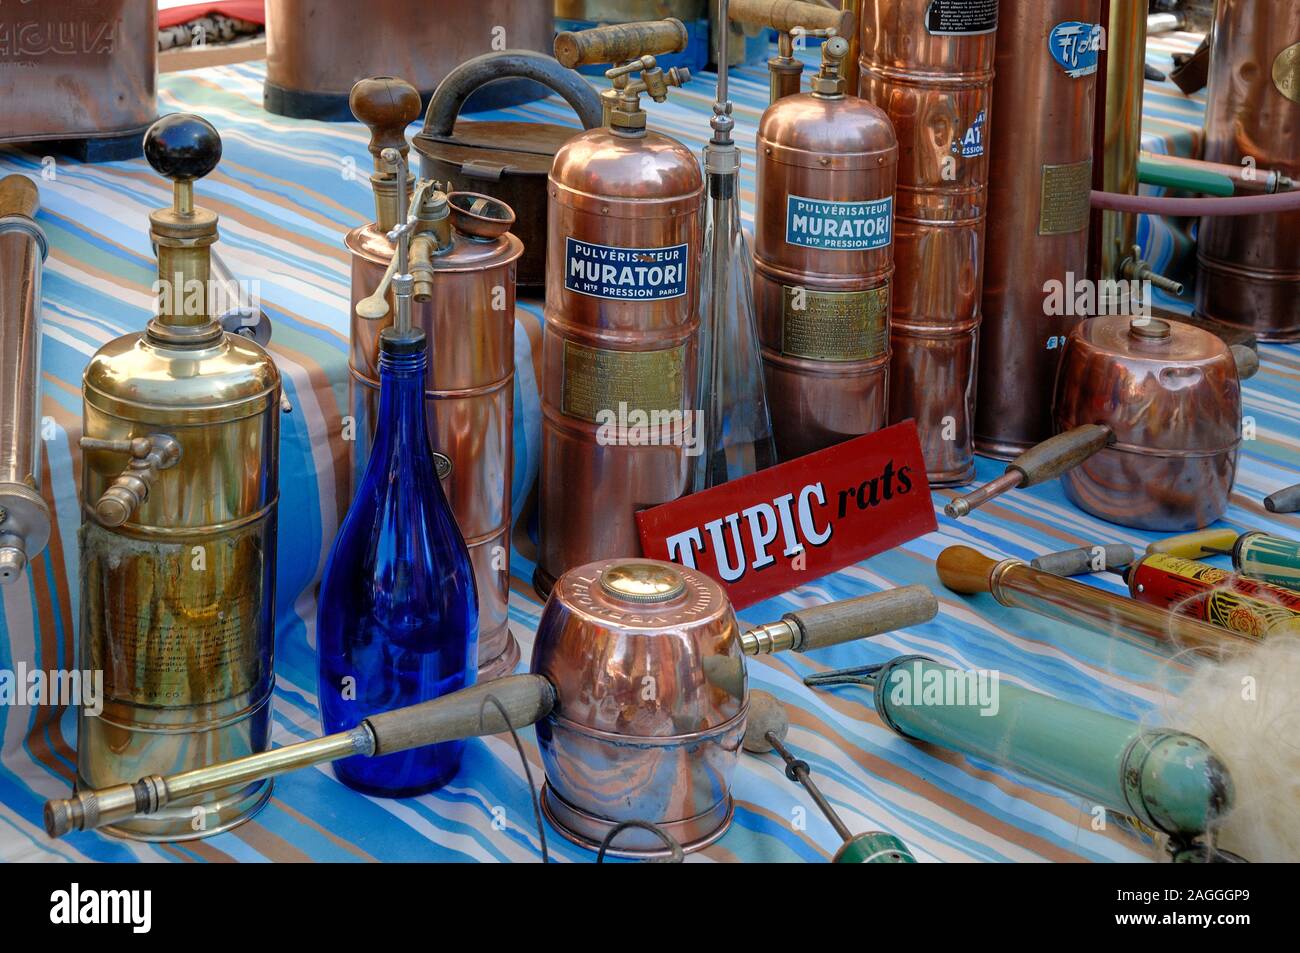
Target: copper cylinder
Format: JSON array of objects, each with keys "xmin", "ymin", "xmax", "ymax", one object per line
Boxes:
[
  {"xmin": 536, "ymin": 126, "xmax": 703, "ymax": 594},
  {"xmin": 1195, "ymin": 0, "xmax": 1300, "ymax": 342},
  {"xmin": 264, "ymin": 0, "xmax": 555, "ymax": 118},
  {"xmin": 1053, "ymin": 316, "xmax": 1241, "ymax": 531},
  {"xmin": 754, "ymin": 64, "xmax": 898, "ymax": 460},
  {"xmin": 530, "ymin": 559, "xmax": 744, "ymax": 856},
  {"xmin": 976, "ymin": 2, "xmax": 1103, "ymax": 459},
  {"xmin": 860, "ymin": 0, "xmax": 997, "ymax": 486},
  {"xmin": 0, "ymin": 0, "xmax": 156, "ymax": 150},
  {"xmin": 347, "ymin": 197, "xmax": 524, "ymax": 680}
]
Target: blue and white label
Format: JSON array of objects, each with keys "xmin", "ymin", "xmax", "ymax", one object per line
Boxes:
[
  {"xmin": 1049, "ymin": 21, "xmax": 1103, "ymax": 78},
  {"xmin": 564, "ymin": 238, "xmax": 688, "ymax": 300},
  {"xmin": 953, "ymin": 110, "xmax": 987, "ymax": 158},
  {"xmin": 785, "ymin": 195, "xmax": 894, "ymax": 251}
]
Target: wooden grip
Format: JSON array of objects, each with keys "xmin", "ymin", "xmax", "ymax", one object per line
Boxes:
[
  {"xmin": 553, "ymin": 18, "xmax": 689, "ymax": 69},
  {"xmin": 0, "ymin": 175, "xmax": 39, "ymax": 220},
  {"xmin": 1010, "ymin": 424, "xmax": 1113, "ymax": 487},
  {"xmin": 936, "ymin": 546, "xmax": 999, "ymax": 595},
  {"xmin": 365, "ymin": 675, "xmax": 555, "ymax": 756},
  {"xmin": 728, "ymin": 0, "xmax": 853, "ymax": 35},
  {"xmin": 349, "ymin": 76, "xmax": 423, "ymax": 160},
  {"xmin": 1030, "ymin": 544, "xmax": 1136, "ymax": 576},
  {"xmin": 785, "ymin": 584, "xmax": 938, "ymax": 652}
]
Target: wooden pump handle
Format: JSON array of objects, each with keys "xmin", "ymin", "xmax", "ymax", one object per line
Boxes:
[
  {"xmin": 728, "ymin": 0, "xmax": 853, "ymax": 36},
  {"xmin": 936, "ymin": 546, "xmax": 1001, "ymax": 595},
  {"xmin": 0, "ymin": 175, "xmax": 39, "ymax": 220},
  {"xmin": 1009, "ymin": 424, "xmax": 1114, "ymax": 487},
  {"xmin": 349, "ymin": 76, "xmax": 423, "ymax": 161},
  {"xmin": 785, "ymin": 584, "xmax": 938, "ymax": 651},
  {"xmin": 365, "ymin": 674, "xmax": 555, "ymax": 756},
  {"xmin": 553, "ymin": 18, "xmax": 689, "ymax": 69}
]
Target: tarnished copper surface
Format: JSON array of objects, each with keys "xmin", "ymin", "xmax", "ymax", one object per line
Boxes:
[
  {"xmin": 1195, "ymin": 0, "xmax": 1300, "ymax": 341},
  {"xmin": 976, "ymin": 1, "xmax": 1103, "ymax": 459},
  {"xmin": 530, "ymin": 559, "xmax": 744, "ymax": 855},
  {"xmin": 347, "ymin": 207, "xmax": 523, "ymax": 680},
  {"xmin": 264, "ymin": 0, "xmax": 554, "ymax": 97},
  {"xmin": 754, "ymin": 82, "xmax": 897, "ymax": 460},
  {"xmin": 860, "ymin": 0, "xmax": 997, "ymax": 485},
  {"xmin": 0, "ymin": 0, "xmax": 156, "ymax": 145},
  {"xmin": 1053, "ymin": 316, "xmax": 1241, "ymax": 531},
  {"xmin": 537, "ymin": 126, "xmax": 702, "ymax": 592}
]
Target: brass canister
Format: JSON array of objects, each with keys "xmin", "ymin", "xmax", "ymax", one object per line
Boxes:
[
  {"xmin": 1195, "ymin": 0, "xmax": 1300, "ymax": 342},
  {"xmin": 77, "ymin": 117, "xmax": 281, "ymax": 840},
  {"xmin": 530, "ymin": 559, "xmax": 745, "ymax": 855},
  {"xmin": 1053, "ymin": 316, "xmax": 1241, "ymax": 531},
  {"xmin": 755, "ymin": 37, "xmax": 898, "ymax": 461},
  {"xmin": 536, "ymin": 24, "xmax": 702, "ymax": 595},
  {"xmin": 860, "ymin": 0, "xmax": 997, "ymax": 486},
  {"xmin": 976, "ymin": 1, "xmax": 1103, "ymax": 459},
  {"xmin": 0, "ymin": 0, "xmax": 156, "ymax": 159}
]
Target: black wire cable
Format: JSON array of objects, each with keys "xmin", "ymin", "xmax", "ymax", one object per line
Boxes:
[{"xmin": 479, "ymin": 693, "xmax": 548, "ymax": 863}]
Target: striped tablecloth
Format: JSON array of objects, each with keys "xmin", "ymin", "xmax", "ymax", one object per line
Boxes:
[{"xmin": 4, "ymin": 34, "xmax": 1297, "ymax": 863}]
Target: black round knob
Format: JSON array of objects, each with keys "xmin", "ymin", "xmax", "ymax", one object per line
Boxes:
[{"xmin": 144, "ymin": 114, "xmax": 222, "ymax": 182}]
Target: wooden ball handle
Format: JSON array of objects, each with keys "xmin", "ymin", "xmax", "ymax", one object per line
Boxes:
[
  {"xmin": 784, "ymin": 584, "xmax": 938, "ymax": 652},
  {"xmin": 936, "ymin": 546, "xmax": 1000, "ymax": 595},
  {"xmin": 0, "ymin": 175, "xmax": 39, "ymax": 220},
  {"xmin": 349, "ymin": 76, "xmax": 422, "ymax": 161}
]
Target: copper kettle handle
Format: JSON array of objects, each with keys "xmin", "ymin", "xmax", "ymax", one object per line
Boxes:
[{"xmin": 420, "ymin": 49, "xmax": 604, "ymax": 141}]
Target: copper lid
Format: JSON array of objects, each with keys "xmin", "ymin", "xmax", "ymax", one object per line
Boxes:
[
  {"xmin": 1054, "ymin": 315, "xmax": 1241, "ymax": 454},
  {"xmin": 529, "ymin": 558, "xmax": 743, "ymax": 737}
]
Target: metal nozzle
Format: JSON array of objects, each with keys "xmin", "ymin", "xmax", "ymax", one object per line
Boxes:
[
  {"xmin": 0, "ymin": 544, "xmax": 25, "ymax": 583},
  {"xmin": 945, "ymin": 469, "xmax": 1025, "ymax": 519},
  {"xmin": 1120, "ymin": 246, "xmax": 1185, "ymax": 296}
]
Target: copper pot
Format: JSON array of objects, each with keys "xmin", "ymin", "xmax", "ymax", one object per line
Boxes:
[
  {"xmin": 949, "ymin": 315, "xmax": 1246, "ymax": 532},
  {"xmin": 531, "ymin": 558, "xmax": 938, "ymax": 856}
]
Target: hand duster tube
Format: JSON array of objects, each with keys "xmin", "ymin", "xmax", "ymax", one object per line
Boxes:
[{"xmin": 811, "ymin": 655, "xmax": 1233, "ymax": 843}]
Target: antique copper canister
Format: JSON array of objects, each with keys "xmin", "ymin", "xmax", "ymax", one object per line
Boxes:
[
  {"xmin": 754, "ymin": 36, "xmax": 898, "ymax": 461},
  {"xmin": 78, "ymin": 117, "xmax": 281, "ymax": 840},
  {"xmin": 976, "ymin": 1, "xmax": 1103, "ymax": 459},
  {"xmin": 860, "ymin": 0, "xmax": 997, "ymax": 486},
  {"xmin": 0, "ymin": 176, "xmax": 50, "ymax": 584},
  {"xmin": 536, "ymin": 23, "xmax": 702, "ymax": 596},
  {"xmin": 1053, "ymin": 316, "xmax": 1241, "ymax": 532},
  {"xmin": 531, "ymin": 559, "xmax": 744, "ymax": 855},
  {"xmin": 263, "ymin": 0, "xmax": 555, "ymax": 120},
  {"xmin": 348, "ymin": 79, "xmax": 524, "ymax": 680},
  {"xmin": 0, "ymin": 0, "xmax": 156, "ymax": 160},
  {"xmin": 1195, "ymin": 0, "xmax": 1300, "ymax": 342}
]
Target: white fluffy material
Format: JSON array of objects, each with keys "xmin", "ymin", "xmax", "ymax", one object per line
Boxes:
[{"xmin": 1160, "ymin": 635, "xmax": 1300, "ymax": 862}]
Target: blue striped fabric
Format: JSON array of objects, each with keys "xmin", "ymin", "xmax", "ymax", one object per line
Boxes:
[{"xmin": 2, "ymin": 34, "xmax": 1296, "ymax": 863}]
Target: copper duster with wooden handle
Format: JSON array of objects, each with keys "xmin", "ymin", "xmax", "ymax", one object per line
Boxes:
[
  {"xmin": 47, "ymin": 559, "xmax": 938, "ymax": 849},
  {"xmin": 937, "ymin": 545, "xmax": 1251, "ymax": 658}
]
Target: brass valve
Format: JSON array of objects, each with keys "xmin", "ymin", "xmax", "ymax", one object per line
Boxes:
[
  {"xmin": 79, "ymin": 434, "xmax": 182, "ymax": 527},
  {"xmin": 809, "ymin": 34, "xmax": 851, "ymax": 97},
  {"xmin": 603, "ymin": 56, "xmax": 692, "ymax": 135},
  {"xmin": 1119, "ymin": 244, "xmax": 1186, "ymax": 297},
  {"xmin": 728, "ymin": 0, "xmax": 854, "ymax": 104}
]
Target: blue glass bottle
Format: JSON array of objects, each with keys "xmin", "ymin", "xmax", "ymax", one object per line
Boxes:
[{"xmin": 317, "ymin": 326, "xmax": 478, "ymax": 797}]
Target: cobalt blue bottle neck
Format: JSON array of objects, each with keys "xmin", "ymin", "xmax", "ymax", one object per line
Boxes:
[{"xmin": 372, "ymin": 330, "xmax": 431, "ymax": 456}]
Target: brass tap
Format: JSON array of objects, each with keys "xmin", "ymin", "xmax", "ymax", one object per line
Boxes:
[{"xmin": 79, "ymin": 434, "xmax": 182, "ymax": 527}]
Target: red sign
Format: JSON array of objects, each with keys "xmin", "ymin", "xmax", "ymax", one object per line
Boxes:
[{"xmin": 636, "ymin": 421, "xmax": 937, "ymax": 609}]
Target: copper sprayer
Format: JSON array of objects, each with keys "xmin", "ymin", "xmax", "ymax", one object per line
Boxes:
[
  {"xmin": 860, "ymin": 0, "xmax": 998, "ymax": 486},
  {"xmin": 47, "ymin": 561, "xmax": 938, "ymax": 858}
]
